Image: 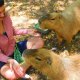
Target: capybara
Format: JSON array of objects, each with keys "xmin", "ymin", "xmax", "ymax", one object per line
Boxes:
[
  {"xmin": 22, "ymin": 49, "xmax": 80, "ymax": 80},
  {"xmin": 39, "ymin": 0, "xmax": 80, "ymax": 43}
]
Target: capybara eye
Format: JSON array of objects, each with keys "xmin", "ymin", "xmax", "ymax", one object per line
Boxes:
[
  {"xmin": 50, "ymin": 18, "xmax": 55, "ymax": 20},
  {"xmin": 35, "ymin": 56, "xmax": 42, "ymax": 61}
]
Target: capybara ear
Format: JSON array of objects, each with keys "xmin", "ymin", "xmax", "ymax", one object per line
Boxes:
[
  {"xmin": 47, "ymin": 12, "xmax": 60, "ymax": 20},
  {"xmin": 39, "ymin": 12, "xmax": 60, "ymax": 24}
]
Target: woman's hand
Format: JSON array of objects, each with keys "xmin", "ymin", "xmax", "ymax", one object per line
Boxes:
[
  {"xmin": 27, "ymin": 29, "xmax": 41, "ymax": 37},
  {"xmin": 27, "ymin": 36, "xmax": 44, "ymax": 49},
  {"xmin": 0, "ymin": 59, "xmax": 27, "ymax": 80}
]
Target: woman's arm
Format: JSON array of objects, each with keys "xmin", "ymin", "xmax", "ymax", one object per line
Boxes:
[
  {"xmin": 0, "ymin": 50, "xmax": 9, "ymax": 63},
  {"xmin": 13, "ymin": 28, "xmax": 41, "ymax": 37},
  {"xmin": 5, "ymin": 37, "xmax": 16, "ymax": 56},
  {"xmin": 4, "ymin": 12, "xmax": 40, "ymax": 36}
]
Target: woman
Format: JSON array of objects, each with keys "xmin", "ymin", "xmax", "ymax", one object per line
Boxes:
[{"xmin": 0, "ymin": 0, "xmax": 44, "ymax": 80}]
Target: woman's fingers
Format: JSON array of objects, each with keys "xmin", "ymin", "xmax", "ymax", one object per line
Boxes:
[
  {"xmin": 13, "ymin": 65, "xmax": 24, "ymax": 77},
  {"xmin": 27, "ymin": 37, "xmax": 44, "ymax": 49},
  {"xmin": 27, "ymin": 29, "xmax": 37, "ymax": 35},
  {"xmin": 0, "ymin": 64, "xmax": 17, "ymax": 80},
  {"xmin": 27, "ymin": 29, "xmax": 41, "ymax": 37},
  {"xmin": 1, "ymin": 59, "xmax": 25, "ymax": 79},
  {"xmin": 5, "ymin": 59, "xmax": 25, "ymax": 78},
  {"xmin": 12, "ymin": 60, "xmax": 25, "ymax": 77},
  {"xmin": 32, "ymin": 33, "xmax": 41, "ymax": 37},
  {"xmin": 1, "ymin": 59, "xmax": 32, "ymax": 80}
]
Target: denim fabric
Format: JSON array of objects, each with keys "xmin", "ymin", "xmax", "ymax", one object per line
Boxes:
[
  {"xmin": 0, "ymin": 61, "xmax": 6, "ymax": 68},
  {"xmin": 17, "ymin": 40, "xmax": 27, "ymax": 53}
]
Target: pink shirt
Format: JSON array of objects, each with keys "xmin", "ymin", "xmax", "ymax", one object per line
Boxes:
[{"xmin": 0, "ymin": 13, "xmax": 35, "ymax": 63}]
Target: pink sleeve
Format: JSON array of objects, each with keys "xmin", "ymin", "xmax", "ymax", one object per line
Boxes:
[
  {"xmin": 13, "ymin": 28, "xmax": 28, "ymax": 35},
  {"xmin": 6, "ymin": 38, "xmax": 15, "ymax": 56},
  {"xmin": 13, "ymin": 28, "xmax": 41, "ymax": 37},
  {"xmin": 0, "ymin": 50, "xmax": 9, "ymax": 63}
]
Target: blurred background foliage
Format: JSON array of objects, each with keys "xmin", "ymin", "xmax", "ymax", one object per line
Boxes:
[{"xmin": 5, "ymin": 0, "xmax": 76, "ymax": 18}]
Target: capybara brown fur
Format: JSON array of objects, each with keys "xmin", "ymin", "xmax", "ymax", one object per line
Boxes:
[
  {"xmin": 22, "ymin": 49, "xmax": 80, "ymax": 80},
  {"xmin": 39, "ymin": 0, "xmax": 80, "ymax": 43}
]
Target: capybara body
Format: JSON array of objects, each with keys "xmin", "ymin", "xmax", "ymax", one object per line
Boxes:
[
  {"xmin": 39, "ymin": 0, "xmax": 80, "ymax": 43},
  {"xmin": 22, "ymin": 49, "xmax": 80, "ymax": 80}
]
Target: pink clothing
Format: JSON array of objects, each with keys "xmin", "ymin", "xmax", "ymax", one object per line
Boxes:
[{"xmin": 0, "ymin": 13, "xmax": 32, "ymax": 63}]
